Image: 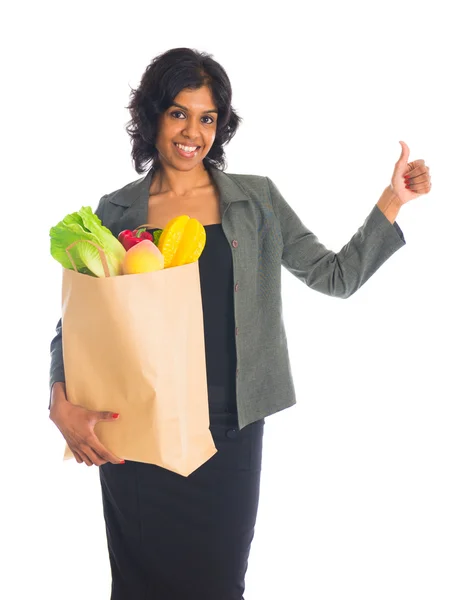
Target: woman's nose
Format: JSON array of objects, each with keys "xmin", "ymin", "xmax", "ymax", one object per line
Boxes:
[{"xmin": 182, "ymin": 118, "xmax": 201, "ymax": 140}]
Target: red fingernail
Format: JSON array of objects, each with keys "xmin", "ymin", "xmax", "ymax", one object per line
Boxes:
[
  {"xmin": 112, "ymin": 413, "xmax": 119, "ymax": 419},
  {"xmin": 120, "ymin": 460, "xmax": 125, "ymax": 464}
]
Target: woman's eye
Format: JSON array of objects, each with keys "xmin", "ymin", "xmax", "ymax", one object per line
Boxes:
[{"xmin": 170, "ymin": 111, "xmax": 214, "ymax": 124}]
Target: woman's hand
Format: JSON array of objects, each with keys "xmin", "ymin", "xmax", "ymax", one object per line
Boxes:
[
  {"xmin": 49, "ymin": 383, "xmax": 125, "ymax": 467},
  {"xmin": 391, "ymin": 140, "xmax": 432, "ymax": 205}
]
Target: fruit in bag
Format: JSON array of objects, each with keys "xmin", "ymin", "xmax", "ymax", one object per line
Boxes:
[
  {"xmin": 121, "ymin": 240, "xmax": 165, "ymax": 274},
  {"xmin": 157, "ymin": 215, "xmax": 206, "ymax": 268}
]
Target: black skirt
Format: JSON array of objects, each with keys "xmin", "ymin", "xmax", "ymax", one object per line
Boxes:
[
  {"xmin": 99, "ymin": 225, "xmax": 265, "ymax": 599},
  {"xmin": 99, "ymin": 386, "xmax": 265, "ymax": 599}
]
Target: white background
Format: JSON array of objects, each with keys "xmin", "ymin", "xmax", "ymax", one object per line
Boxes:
[{"xmin": 2, "ymin": 1, "xmax": 450, "ymax": 598}]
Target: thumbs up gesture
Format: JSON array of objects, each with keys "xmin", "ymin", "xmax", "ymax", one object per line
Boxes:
[{"xmin": 391, "ymin": 141, "xmax": 432, "ymax": 205}]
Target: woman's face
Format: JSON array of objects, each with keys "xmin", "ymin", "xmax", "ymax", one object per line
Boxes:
[{"xmin": 155, "ymin": 85, "xmax": 218, "ymax": 171}]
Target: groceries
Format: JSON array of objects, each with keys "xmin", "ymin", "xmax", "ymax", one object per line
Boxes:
[
  {"xmin": 50, "ymin": 211, "xmax": 207, "ymax": 277},
  {"xmin": 50, "ymin": 206, "xmax": 127, "ymax": 277},
  {"xmin": 157, "ymin": 215, "xmax": 206, "ymax": 268},
  {"xmin": 118, "ymin": 227, "xmax": 154, "ymax": 250},
  {"xmin": 55, "ymin": 214, "xmax": 216, "ymax": 473},
  {"xmin": 122, "ymin": 239, "xmax": 165, "ymax": 274}
]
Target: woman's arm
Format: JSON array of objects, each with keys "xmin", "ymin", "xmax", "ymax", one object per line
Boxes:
[
  {"xmin": 48, "ymin": 318, "xmax": 65, "ymax": 410},
  {"xmin": 266, "ymin": 176, "xmax": 406, "ymax": 299}
]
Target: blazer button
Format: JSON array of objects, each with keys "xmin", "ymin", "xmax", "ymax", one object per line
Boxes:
[
  {"xmin": 226, "ymin": 428, "xmax": 238, "ymax": 439},
  {"xmin": 234, "ymin": 282, "xmax": 239, "ymax": 292},
  {"xmin": 232, "ymin": 240, "xmax": 238, "ymax": 248}
]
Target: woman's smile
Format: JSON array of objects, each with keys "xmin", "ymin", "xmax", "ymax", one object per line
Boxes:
[{"xmin": 173, "ymin": 141, "xmax": 201, "ymax": 158}]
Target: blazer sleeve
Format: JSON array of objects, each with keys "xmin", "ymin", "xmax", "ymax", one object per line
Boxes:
[
  {"xmin": 48, "ymin": 195, "xmax": 108, "ymax": 409},
  {"xmin": 266, "ymin": 176, "xmax": 406, "ymax": 299}
]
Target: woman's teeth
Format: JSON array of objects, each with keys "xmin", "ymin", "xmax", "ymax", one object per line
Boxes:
[{"xmin": 174, "ymin": 142, "xmax": 199, "ymax": 156}]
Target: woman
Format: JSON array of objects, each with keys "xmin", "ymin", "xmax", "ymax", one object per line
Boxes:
[{"xmin": 49, "ymin": 47, "xmax": 431, "ymax": 599}]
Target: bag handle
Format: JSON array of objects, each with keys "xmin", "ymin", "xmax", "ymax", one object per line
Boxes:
[
  {"xmin": 65, "ymin": 239, "xmax": 111, "ymax": 278},
  {"xmin": 135, "ymin": 223, "xmax": 160, "ymax": 230}
]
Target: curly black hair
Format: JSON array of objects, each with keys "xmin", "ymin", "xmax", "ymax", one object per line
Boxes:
[{"xmin": 124, "ymin": 48, "xmax": 243, "ymax": 175}]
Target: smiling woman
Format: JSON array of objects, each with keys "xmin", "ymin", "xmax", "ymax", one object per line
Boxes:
[
  {"xmin": 124, "ymin": 47, "xmax": 242, "ymax": 177},
  {"xmin": 154, "ymin": 86, "xmax": 218, "ymax": 166},
  {"xmin": 48, "ymin": 42, "xmax": 431, "ymax": 600}
]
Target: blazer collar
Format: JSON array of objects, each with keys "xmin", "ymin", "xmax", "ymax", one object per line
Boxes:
[{"xmin": 109, "ymin": 165, "xmax": 249, "ymax": 227}]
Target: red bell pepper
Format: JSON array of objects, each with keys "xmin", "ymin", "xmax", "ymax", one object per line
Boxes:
[{"xmin": 118, "ymin": 227, "xmax": 154, "ymax": 251}]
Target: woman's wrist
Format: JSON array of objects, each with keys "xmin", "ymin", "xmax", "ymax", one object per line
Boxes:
[
  {"xmin": 376, "ymin": 185, "xmax": 403, "ymax": 224},
  {"xmin": 49, "ymin": 382, "xmax": 69, "ymax": 419}
]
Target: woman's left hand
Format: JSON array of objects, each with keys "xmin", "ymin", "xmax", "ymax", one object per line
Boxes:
[{"xmin": 391, "ymin": 140, "xmax": 432, "ymax": 205}]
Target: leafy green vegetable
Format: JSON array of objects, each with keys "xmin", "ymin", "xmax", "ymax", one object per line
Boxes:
[
  {"xmin": 152, "ymin": 229, "xmax": 163, "ymax": 247},
  {"xmin": 50, "ymin": 206, "xmax": 126, "ymax": 277}
]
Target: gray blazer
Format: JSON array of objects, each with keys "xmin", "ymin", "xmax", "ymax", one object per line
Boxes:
[{"xmin": 49, "ymin": 166, "xmax": 406, "ymax": 428}]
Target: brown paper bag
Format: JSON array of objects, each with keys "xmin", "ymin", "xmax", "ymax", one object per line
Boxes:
[{"xmin": 61, "ymin": 233, "xmax": 217, "ymax": 476}]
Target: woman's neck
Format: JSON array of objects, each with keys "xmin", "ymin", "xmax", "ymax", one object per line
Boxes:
[{"xmin": 151, "ymin": 165, "xmax": 211, "ymax": 198}]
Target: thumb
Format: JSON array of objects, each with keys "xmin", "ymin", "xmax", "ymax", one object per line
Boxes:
[
  {"xmin": 95, "ymin": 410, "xmax": 120, "ymax": 422},
  {"xmin": 395, "ymin": 140, "xmax": 410, "ymax": 175}
]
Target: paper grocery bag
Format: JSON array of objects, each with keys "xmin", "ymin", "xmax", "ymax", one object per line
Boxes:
[{"xmin": 61, "ymin": 237, "xmax": 217, "ymax": 476}]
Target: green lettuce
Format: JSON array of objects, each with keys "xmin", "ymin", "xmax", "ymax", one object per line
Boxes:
[{"xmin": 50, "ymin": 206, "xmax": 126, "ymax": 277}]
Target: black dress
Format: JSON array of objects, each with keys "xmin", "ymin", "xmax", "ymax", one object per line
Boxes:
[{"xmin": 99, "ymin": 224, "xmax": 265, "ymax": 600}]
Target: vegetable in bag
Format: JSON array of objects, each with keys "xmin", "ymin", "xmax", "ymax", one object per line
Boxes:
[{"xmin": 49, "ymin": 206, "xmax": 126, "ymax": 277}]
